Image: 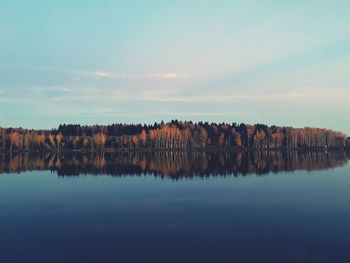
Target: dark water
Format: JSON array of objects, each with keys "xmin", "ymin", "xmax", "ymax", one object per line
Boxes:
[{"xmin": 1, "ymin": 151, "xmax": 350, "ymax": 263}]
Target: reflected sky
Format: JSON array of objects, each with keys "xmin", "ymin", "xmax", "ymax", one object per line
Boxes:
[{"xmin": 0, "ymin": 157, "xmax": 350, "ymax": 262}]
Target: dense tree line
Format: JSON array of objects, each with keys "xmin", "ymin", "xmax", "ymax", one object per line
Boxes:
[{"xmin": 0, "ymin": 121, "xmax": 348, "ymax": 152}]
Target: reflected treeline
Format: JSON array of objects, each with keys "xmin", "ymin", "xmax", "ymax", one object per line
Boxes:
[{"xmin": 0, "ymin": 150, "xmax": 349, "ymax": 178}]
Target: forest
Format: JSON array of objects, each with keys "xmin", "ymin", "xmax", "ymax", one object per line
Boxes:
[{"xmin": 0, "ymin": 120, "xmax": 349, "ymax": 152}]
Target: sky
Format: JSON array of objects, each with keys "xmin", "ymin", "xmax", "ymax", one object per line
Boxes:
[{"xmin": 0, "ymin": 0, "xmax": 350, "ymax": 134}]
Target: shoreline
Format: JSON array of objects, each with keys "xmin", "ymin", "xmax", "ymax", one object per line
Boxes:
[{"xmin": 1, "ymin": 146, "xmax": 348, "ymax": 154}]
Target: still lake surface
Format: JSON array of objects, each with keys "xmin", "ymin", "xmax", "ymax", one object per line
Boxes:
[{"xmin": 1, "ymin": 151, "xmax": 350, "ymax": 263}]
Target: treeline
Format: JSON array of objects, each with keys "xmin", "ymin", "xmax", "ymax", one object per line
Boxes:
[
  {"xmin": 0, "ymin": 120, "xmax": 348, "ymax": 151},
  {"xmin": 0, "ymin": 151, "xmax": 348, "ymax": 177}
]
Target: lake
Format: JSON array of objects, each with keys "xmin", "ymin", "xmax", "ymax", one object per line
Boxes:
[{"xmin": 0, "ymin": 151, "xmax": 350, "ymax": 263}]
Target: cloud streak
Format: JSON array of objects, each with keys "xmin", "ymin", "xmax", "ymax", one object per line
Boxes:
[
  {"xmin": 22, "ymin": 85, "xmax": 349, "ymax": 105},
  {"xmin": 91, "ymin": 71, "xmax": 184, "ymax": 79},
  {"xmin": 10, "ymin": 64, "xmax": 186, "ymax": 80}
]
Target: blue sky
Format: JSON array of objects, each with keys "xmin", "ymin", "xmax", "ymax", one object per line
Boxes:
[{"xmin": 0, "ymin": 0, "xmax": 350, "ymax": 133}]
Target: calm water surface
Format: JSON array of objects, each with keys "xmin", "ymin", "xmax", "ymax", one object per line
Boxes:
[{"xmin": 0, "ymin": 151, "xmax": 350, "ymax": 263}]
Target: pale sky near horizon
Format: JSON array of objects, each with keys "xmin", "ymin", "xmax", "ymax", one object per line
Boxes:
[{"xmin": 0, "ymin": 0, "xmax": 350, "ymax": 134}]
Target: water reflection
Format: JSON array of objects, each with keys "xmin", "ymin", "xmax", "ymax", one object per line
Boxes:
[{"xmin": 1, "ymin": 150, "xmax": 348, "ymax": 178}]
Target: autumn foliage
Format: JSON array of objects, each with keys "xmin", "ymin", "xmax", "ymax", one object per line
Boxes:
[{"xmin": 0, "ymin": 121, "xmax": 348, "ymax": 152}]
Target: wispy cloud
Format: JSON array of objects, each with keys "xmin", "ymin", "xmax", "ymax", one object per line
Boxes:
[
  {"xmin": 19, "ymin": 84, "xmax": 349, "ymax": 105},
  {"xmin": 156, "ymin": 111, "xmax": 238, "ymax": 117},
  {"xmin": 97, "ymin": 86, "xmax": 350, "ymax": 103},
  {"xmin": 9, "ymin": 64, "xmax": 186, "ymax": 80},
  {"xmin": 90, "ymin": 71, "xmax": 184, "ymax": 79},
  {"xmin": 92, "ymin": 71, "xmax": 112, "ymax": 78},
  {"xmin": 26, "ymin": 86, "xmax": 74, "ymax": 97}
]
